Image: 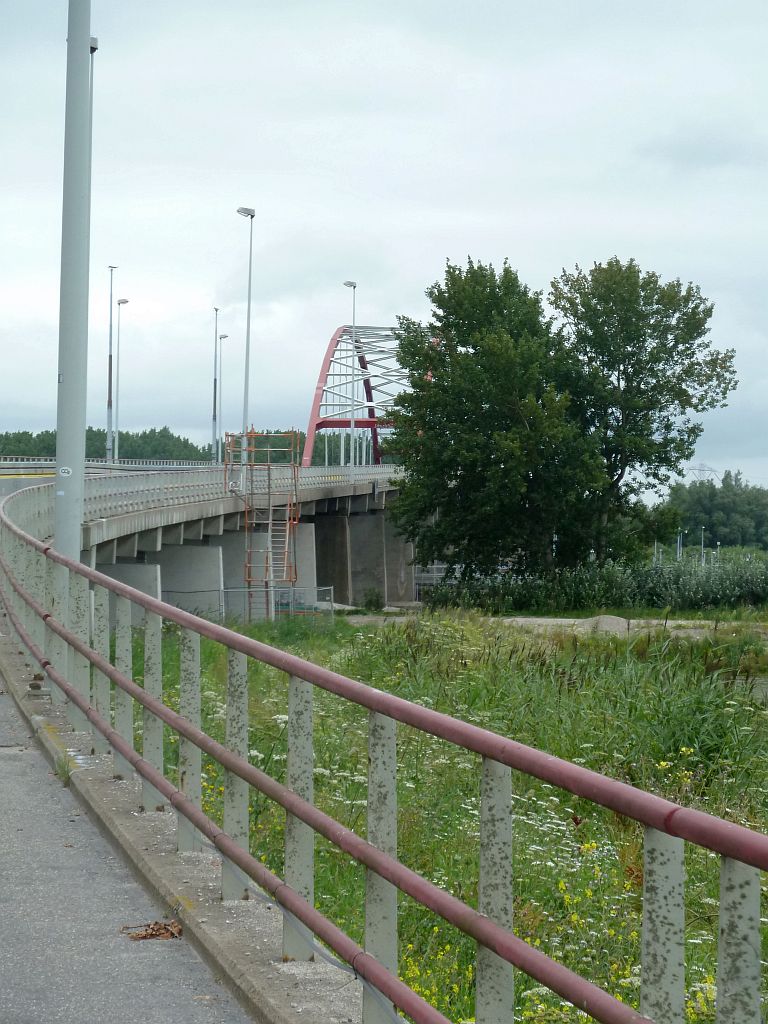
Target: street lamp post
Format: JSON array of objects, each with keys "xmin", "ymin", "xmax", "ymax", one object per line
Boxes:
[
  {"xmin": 218, "ymin": 334, "xmax": 228, "ymax": 462},
  {"xmin": 115, "ymin": 298, "xmax": 128, "ymax": 459},
  {"xmin": 677, "ymin": 528, "xmax": 688, "ymax": 561},
  {"xmin": 55, "ymin": 0, "xmax": 93, "ymax": 566},
  {"xmin": 237, "ymin": 207, "xmax": 255, "ymax": 461},
  {"xmin": 343, "ymin": 280, "xmax": 357, "ymax": 467},
  {"xmin": 701, "ymin": 526, "xmax": 706, "ymax": 567},
  {"xmin": 106, "ymin": 265, "xmax": 117, "ymax": 460},
  {"xmin": 211, "ymin": 307, "xmax": 220, "ymax": 463}
]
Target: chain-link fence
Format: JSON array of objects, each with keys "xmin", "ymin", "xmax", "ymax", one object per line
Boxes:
[{"xmin": 159, "ymin": 585, "xmax": 335, "ymax": 623}]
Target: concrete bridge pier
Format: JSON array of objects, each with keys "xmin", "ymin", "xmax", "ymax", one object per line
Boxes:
[
  {"xmin": 315, "ymin": 510, "xmax": 414, "ymax": 606},
  {"xmin": 145, "ymin": 543, "xmax": 224, "ymax": 619},
  {"xmin": 87, "ymin": 543, "xmax": 161, "ymax": 627}
]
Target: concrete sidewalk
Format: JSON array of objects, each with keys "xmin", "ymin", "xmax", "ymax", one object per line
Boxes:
[
  {"xmin": 0, "ymin": 686, "xmax": 256, "ymax": 1024},
  {"xmin": 0, "ymin": 619, "xmax": 361, "ymax": 1024}
]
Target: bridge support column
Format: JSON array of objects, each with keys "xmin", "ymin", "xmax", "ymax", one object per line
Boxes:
[
  {"xmin": 96, "ymin": 563, "xmax": 161, "ymax": 626},
  {"xmin": 294, "ymin": 522, "xmax": 318, "ymax": 606},
  {"xmin": 384, "ymin": 517, "xmax": 415, "ymax": 605},
  {"xmin": 315, "ymin": 511, "xmax": 414, "ymax": 608},
  {"xmin": 349, "ymin": 513, "xmax": 386, "ymax": 607},
  {"xmin": 315, "ymin": 516, "xmax": 352, "ymax": 606},
  {"xmin": 145, "ymin": 545, "xmax": 224, "ymax": 620},
  {"xmin": 209, "ymin": 533, "xmax": 248, "ymax": 620}
]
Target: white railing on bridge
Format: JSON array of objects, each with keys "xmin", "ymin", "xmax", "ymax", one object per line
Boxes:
[
  {"xmin": 0, "ymin": 455, "xmax": 214, "ymax": 469},
  {"xmin": 0, "ymin": 455, "xmax": 403, "ymax": 478},
  {"xmin": 5, "ymin": 464, "xmax": 404, "ymax": 541}
]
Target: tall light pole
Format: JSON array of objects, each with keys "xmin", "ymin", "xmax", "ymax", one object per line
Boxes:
[
  {"xmin": 115, "ymin": 298, "xmax": 128, "ymax": 459},
  {"xmin": 55, "ymin": 0, "xmax": 93, "ymax": 563},
  {"xmin": 701, "ymin": 525, "xmax": 706, "ymax": 567},
  {"xmin": 105, "ymin": 264, "xmax": 117, "ymax": 460},
  {"xmin": 343, "ymin": 280, "xmax": 357, "ymax": 467},
  {"xmin": 211, "ymin": 307, "xmax": 220, "ymax": 463},
  {"xmin": 218, "ymin": 334, "xmax": 228, "ymax": 462},
  {"xmin": 237, "ymin": 207, "xmax": 255, "ymax": 461}
]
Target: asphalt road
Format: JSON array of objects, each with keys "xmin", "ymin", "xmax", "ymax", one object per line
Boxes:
[{"xmin": 0, "ymin": 687, "xmax": 254, "ymax": 1024}]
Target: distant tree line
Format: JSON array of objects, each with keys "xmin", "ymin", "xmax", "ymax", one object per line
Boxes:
[
  {"xmin": 660, "ymin": 471, "xmax": 768, "ymax": 550},
  {"xmin": 0, "ymin": 427, "xmax": 209, "ymax": 461},
  {"xmin": 0, "ymin": 425, "xmax": 343, "ymax": 466}
]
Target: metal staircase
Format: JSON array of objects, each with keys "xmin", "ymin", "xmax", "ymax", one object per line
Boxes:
[{"xmin": 224, "ymin": 430, "xmax": 299, "ymax": 619}]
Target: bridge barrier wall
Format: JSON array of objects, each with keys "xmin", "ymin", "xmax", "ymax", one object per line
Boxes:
[{"xmin": 1, "ymin": 476, "xmax": 765, "ymax": 1024}]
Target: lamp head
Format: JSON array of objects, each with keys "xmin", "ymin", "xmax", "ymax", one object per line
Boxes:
[
  {"xmin": 237, "ymin": 207, "xmax": 255, "ymax": 218},
  {"xmin": 117, "ymin": 299, "xmax": 128, "ymax": 306},
  {"xmin": 219, "ymin": 334, "xmax": 229, "ymax": 340},
  {"xmin": 343, "ymin": 280, "xmax": 357, "ymax": 289},
  {"xmin": 214, "ymin": 306, "xmax": 220, "ymax": 313}
]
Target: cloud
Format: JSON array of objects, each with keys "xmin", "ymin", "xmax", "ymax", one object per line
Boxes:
[
  {"xmin": 1, "ymin": 0, "xmax": 766, "ymax": 487},
  {"xmin": 638, "ymin": 124, "xmax": 767, "ymax": 172}
]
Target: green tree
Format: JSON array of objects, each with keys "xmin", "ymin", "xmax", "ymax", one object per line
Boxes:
[
  {"xmin": 387, "ymin": 259, "xmax": 602, "ymax": 577},
  {"xmin": 85, "ymin": 427, "xmax": 107, "ymax": 458},
  {"xmin": 664, "ymin": 471, "xmax": 768, "ymax": 550},
  {"xmin": 549, "ymin": 257, "xmax": 737, "ymax": 558}
]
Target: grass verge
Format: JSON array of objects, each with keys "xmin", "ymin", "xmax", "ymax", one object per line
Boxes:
[{"xmin": 130, "ymin": 612, "xmax": 767, "ymax": 1022}]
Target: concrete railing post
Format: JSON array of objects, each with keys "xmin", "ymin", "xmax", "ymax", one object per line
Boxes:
[
  {"xmin": 68, "ymin": 570, "xmax": 91, "ymax": 734},
  {"xmin": 716, "ymin": 858, "xmax": 761, "ymax": 1023},
  {"xmin": 641, "ymin": 827, "xmax": 685, "ymax": 1023},
  {"xmin": 178, "ymin": 627, "xmax": 202, "ymax": 853},
  {"xmin": 91, "ymin": 585, "xmax": 111, "ymax": 758},
  {"xmin": 476, "ymin": 757, "xmax": 514, "ymax": 1024},
  {"xmin": 283, "ymin": 673, "xmax": 314, "ymax": 961},
  {"xmin": 142, "ymin": 609, "xmax": 165, "ymax": 810},
  {"xmin": 113, "ymin": 595, "xmax": 133, "ymax": 778},
  {"xmin": 48, "ymin": 559, "xmax": 70, "ymax": 709},
  {"xmin": 19, "ymin": 541, "xmax": 34, "ymax": 639},
  {"xmin": 364, "ymin": 711, "xmax": 398, "ymax": 1024},
  {"xmin": 28, "ymin": 546, "xmax": 47, "ymax": 655},
  {"xmin": 223, "ymin": 649, "xmax": 249, "ymax": 900}
]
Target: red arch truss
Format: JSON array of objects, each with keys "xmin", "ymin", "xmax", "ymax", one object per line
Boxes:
[{"xmin": 301, "ymin": 326, "xmax": 408, "ymax": 467}]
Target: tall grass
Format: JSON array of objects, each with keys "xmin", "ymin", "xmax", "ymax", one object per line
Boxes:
[
  {"xmin": 133, "ymin": 614, "xmax": 767, "ymax": 1022},
  {"xmin": 425, "ymin": 559, "xmax": 768, "ymax": 614}
]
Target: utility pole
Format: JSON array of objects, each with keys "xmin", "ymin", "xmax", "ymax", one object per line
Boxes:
[
  {"xmin": 211, "ymin": 307, "xmax": 219, "ymax": 463},
  {"xmin": 54, "ymin": 0, "xmax": 93, "ymax": 561},
  {"xmin": 106, "ymin": 264, "xmax": 117, "ymax": 460}
]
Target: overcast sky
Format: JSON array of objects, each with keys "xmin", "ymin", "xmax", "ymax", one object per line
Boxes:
[{"xmin": 2, "ymin": 1, "xmax": 766, "ymax": 483}]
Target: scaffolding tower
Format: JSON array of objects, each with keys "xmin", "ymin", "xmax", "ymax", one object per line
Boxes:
[{"xmin": 224, "ymin": 430, "xmax": 299, "ymax": 620}]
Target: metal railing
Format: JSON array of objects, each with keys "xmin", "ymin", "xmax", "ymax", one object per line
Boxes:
[
  {"xmin": 0, "ymin": 455, "xmax": 402, "ymax": 482},
  {"xmin": 0, "ymin": 455, "xmax": 214, "ymax": 469},
  {"xmin": 0, "ymin": 479, "xmax": 765, "ymax": 1024}
]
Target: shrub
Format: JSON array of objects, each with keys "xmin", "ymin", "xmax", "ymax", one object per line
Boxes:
[{"xmin": 424, "ymin": 559, "xmax": 768, "ymax": 614}]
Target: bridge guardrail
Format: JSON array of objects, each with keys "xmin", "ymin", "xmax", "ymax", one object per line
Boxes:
[
  {"xmin": 3, "ymin": 463, "xmax": 403, "ymax": 537},
  {"xmin": 0, "ymin": 476, "xmax": 764, "ymax": 1024}
]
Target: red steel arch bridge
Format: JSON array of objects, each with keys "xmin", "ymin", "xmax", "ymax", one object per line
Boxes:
[{"xmin": 302, "ymin": 325, "xmax": 407, "ymax": 468}]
